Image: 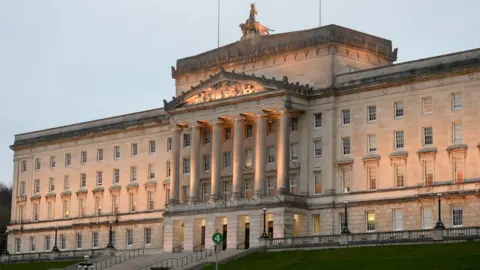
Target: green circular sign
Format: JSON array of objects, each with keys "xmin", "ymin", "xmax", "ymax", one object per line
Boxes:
[{"xmin": 212, "ymin": 232, "xmax": 223, "ymax": 244}]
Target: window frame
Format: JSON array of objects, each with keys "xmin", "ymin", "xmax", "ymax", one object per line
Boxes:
[
  {"xmin": 423, "ymin": 127, "xmax": 433, "ymax": 146},
  {"xmin": 367, "ymin": 106, "xmax": 376, "ymax": 123},
  {"xmin": 452, "ymin": 206, "xmax": 463, "ymax": 227},
  {"xmin": 422, "ymin": 96, "xmax": 433, "ymax": 115},
  {"xmin": 314, "ymin": 113, "xmax": 322, "ymax": 128},
  {"xmin": 394, "ymin": 101, "xmax": 404, "ymax": 119},
  {"xmin": 366, "ymin": 211, "xmax": 376, "ymax": 232},
  {"xmin": 451, "ymin": 92, "xmax": 463, "ymax": 111},
  {"xmin": 394, "ymin": 130, "xmax": 405, "ymax": 150},
  {"xmin": 341, "ymin": 109, "xmax": 350, "ymax": 125}
]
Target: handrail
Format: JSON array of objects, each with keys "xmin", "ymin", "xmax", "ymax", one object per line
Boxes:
[
  {"xmin": 92, "ymin": 248, "xmax": 144, "ymax": 270},
  {"xmin": 193, "ymin": 243, "xmax": 205, "ymax": 252},
  {"xmin": 172, "ymin": 244, "xmax": 184, "ymax": 253},
  {"xmin": 236, "ymin": 241, "xmax": 245, "ymax": 250},
  {"xmin": 137, "ymin": 245, "xmax": 218, "ymax": 270}
]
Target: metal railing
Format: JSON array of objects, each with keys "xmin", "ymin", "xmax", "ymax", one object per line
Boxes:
[
  {"xmin": 91, "ymin": 248, "xmax": 144, "ymax": 270},
  {"xmin": 4, "ymin": 248, "xmax": 105, "ymax": 263},
  {"xmin": 193, "ymin": 244, "xmax": 205, "ymax": 252},
  {"xmin": 137, "ymin": 245, "xmax": 217, "ymax": 270},
  {"xmin": 236, "ymin": 241, "xmax": 245, "ymax": 250}
]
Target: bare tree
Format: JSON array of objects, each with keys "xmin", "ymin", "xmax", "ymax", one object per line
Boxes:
[{"xmin": 0, "ymin": 183, "xmax": 12, "ymax": 252}]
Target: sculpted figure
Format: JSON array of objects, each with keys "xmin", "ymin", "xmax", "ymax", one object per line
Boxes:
[{"xmin": 240, "ymin": 3, "xmax": 274, "ymax": 37}]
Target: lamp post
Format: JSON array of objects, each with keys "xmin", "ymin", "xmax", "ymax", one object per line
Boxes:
[
  {"xmin": 106, "ymin": 221, "xmax": 115, "ymax": 249},
  {"xmin": 341, "ymin": 200, "xmax": 351, "ymax": 234},
  {"xmin": 434, "ymin": 193, "xmax": 445, "ymax": 229},
  {"xmin": 259, "ymin": 208, "xmax": 268, "ymax": 239},
  {"xmin": 52, "ymin": 225, "xmax": 59, "ymax": 252},
  {"xmin": 2, "ymin": 229, "xmax": 9, "ymax": 255}
]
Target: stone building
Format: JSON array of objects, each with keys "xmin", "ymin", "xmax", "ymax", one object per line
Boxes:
[{"xmin": 6, "ymin": 5, "xmax": 480, "ymax": 255}]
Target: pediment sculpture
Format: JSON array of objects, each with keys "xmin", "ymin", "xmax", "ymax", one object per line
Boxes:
[{"xmin": 185, "ymin": 81, "xmax": 260, "ymax": 105}]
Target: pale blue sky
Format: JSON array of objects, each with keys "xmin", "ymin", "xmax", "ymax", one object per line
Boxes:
[{"xmin": 0, "ymin": 0, "xmax": 479, "ymax": 186}]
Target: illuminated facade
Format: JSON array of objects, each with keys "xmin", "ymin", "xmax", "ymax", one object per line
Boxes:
[{"xmin": 6, "ymin": 9, "xmax": 480, "ymax": 254}]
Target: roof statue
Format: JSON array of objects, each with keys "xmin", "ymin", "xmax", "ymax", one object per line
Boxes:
[{"xmin": 239, "ymin": 3, "xmax": 274, "ymax": 39}]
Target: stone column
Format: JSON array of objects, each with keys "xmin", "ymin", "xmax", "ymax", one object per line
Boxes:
[
  {"xmin": 170, "ymin": 127, "xmax": 182, "ymax": 203},
  {"xmin": 277, "ymin": 110, "xmax": 291, "ymax": 194},
  {"xmin": 189, "ymin": 124, "xmax": 201, "ymax": 203},
  {"xmin": 183, "ymin": 218, "xmax": 194, "ymax": 252},
  {"xmin": 232, "ymin": 116, "xmax": 245, "ymax": 199},
  {"xmin": 226, "ymin": 214, "xmax": 238, "ymax": 249},
  {"xmin": 254, "ymin": 113, "xmax": 267, "ymax": 197},
  {"xmin": 210, "ymin": 120, "xmax": 223, "ymax": 201}
]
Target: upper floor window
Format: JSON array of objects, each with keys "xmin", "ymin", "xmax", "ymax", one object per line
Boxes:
[
  {"xmin": 394, "ymin": 101, "xmax": 404, "ymax": 119},
  {"xmin": 290, "ymin": 174, "xmax": 297, "ymax": 194},
  {"xmin": 97, "ymin": 149, "xmax": 104, "ymax": 161},
  {"xmin": 65, "ymin": 153, "xmax": 71, "ymax": 167},
  {"xmin": 113, "ymin": 169, "xmax": 120, "ymax": 184},
  {"xmin": 422, "ymin": 96, "xmax": 433, "ymax": 115},
  {"xmin": 183, "ymin": 133, "xmax": 191, "ymax": 147},
  {"xmin": 423, "ymin": 127, "xmax": 433, "ymax": 146},
  {"xmin": 166, "ymin": 161, "xmax": 171, "ymax": 177},
  {"xmin": 81, "ymin": 151, "xmax": 87, "ymax": 164},
  {"xmin": 114, "ymin": 146, "xmax": 121, "ymax": 160},
  {"xmin": 80, "ymin": 173, "xmax": 87, "ymax": 188},
  {"xmin": 341, "ymin": 167, "xmax": 351, "ymax": 193},
  {"xmin": 291, "ymin": 118, "xmax": 298, "ymax": 131},
  {"xmin": 452, "ymin": 156, "xmax": 464, "ymax": 184},
  {"xmin": 223, "ymin": 152, "xmax": 232, "ymax": 168},
  {"xmin": 149, "ymin": 140, "xmax": 156, "ymax": 154},
  {"xmin": 314, "ymin": 113, "xmax": 322, "ymax": 128},
  {"xmin": 394, "ymin": 164, "xmax": 405, "ymax": 188},
  {"xmin": 314, "ymin": 170, "xmax": 322, "ymax": 195},
  {"xmin": 314, "ymin": 139, "xmax": 322, "ymax": 158},
  {"xmin": 224, "ymin": 128, "xmax": 232, "ymax": 141},
  {"xmin": 342, "ymin": 137, "xmax": 351, "ymax": 155},
  {"xmin": 367, "ymin": 166, "xmax": 377, "ymax": 190},
  {"xmin": 203, "ymin": 155, "xmax": 211, "ymax": 171},
  {"xmin": 422, "ymin": 159, "xmax": 434, "ymax": 186},
  {"xmin": 166, "ymin": 137, "xmax": 172, "ymax": 151},
  {"xmin": 395, "ymin": 131, "xmax": 405, "ymax": 149},
  {"xmin": 452, "ymin": 122, "xmax": 463, "ymax": 143},
  {"xmin": 183, "ymin": 158, "xmax": 191, "ymax": 174},
  {"xmin": 147, "ymin": 191, "xmax": 155, "ymax": 211},
  {"xmin": 96, "ymin": 171, "xmax": 103, "ymax": 186},
  {"xmin": 21, "ymin": 160, "xmax": 27, "ymax": 172},
  {"xmin": 35, "ymin": 158, "xmax": 41, "ymax": 171},
  {"xmin": 130, "ymin": 166, "xmax": 137, "ymax": 182},
  {"xmin": 367, "ymin": 134, "xmax": 377, "ymax": 153},
  {"xmin": 49, "ymin": 177, "xmax": 55, "ymax": 192},
  {"xmin": 19, "ymin": 181, "xmax": 26, "ymax": 195},
  {"xmin": 367, "ymin": 106, "xmax": 376, "ymax": 123},
  {"xmin": 203, "ymin": 130, "xmax": 211, "ymax": 144},
  {"xmin": 245, "ymin": 149, "xmax": 253, "ymax": 167},
  {"xmin": 267, "ymin": 146, "xmax": 275, "ymax": 164},
  {"xmin": 149, "ymin": 164, "xmax": 156, "ymax": 180},
  {"xmin": 50, "ymin": 156, "xmax": 56, "ymax": 168},
  {"xmin": 131, "ymin": 143, "xmax": 138, "ymax": 156},
  {"xmin": 64, "ymin": 175, "xmax": 70, "ymax": 190},
  {"xmin": 342, "ymin": 109, "xmax": 350, "ymax": 125},
  {"xmin": 34, "ymin": 179, "xmax": 40, "ymax": 193},
  {"xmin": 452, "ymin": 93, "xmax": 463, "ymax": 110},
  {"xmin": 290, "ymin": 144, "xmax": 298, "ymax": 161},
  {"xmin": 245, "ymin": 124, "xmax": 253, "ymax": 138}
]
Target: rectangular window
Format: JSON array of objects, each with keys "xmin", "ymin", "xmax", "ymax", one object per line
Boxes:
[
  {"xmin": 342, "ymin": 137, "xmax": 351, "ymax": 155},
  {"xmin": 290, "ymin": 174, "xmax": 297, "ymax": 194},
  {"xmin": 367, "ymin": 134, "xmax": 377, "ymax": 153},
  {"xmin": 92, "ymin": 232, "xmax": 99, "ymax": 248},
  {"xmin": 393, "ymin": 209, "xmax": 404, "ymax": 231},
  {"xmin": 313, "ymin": 215, "xmax": 321, "ymax": 234},
  {"xmin": 64, "ymin": 175, "xmax": 70, "ymax": 190},
  {"xmin": 183, "ymin": 133, "xmax": 191, "ymax": 147},
  {"xmin": 63, "ymin": 199, "xmax": 69, "ymax": 218},
  {"xmin": 131, "ymin": 166, "xmax": 137, "ymax": 182},
  {"xmin": 183, "ymin": 158, "xmax": 191, "ymax": 173},
  {"xmin": 35, "ymin": 158, "xmax": 41, "ymax": 171},
  {"xmin": 245, "ymin": 124, "xmax": 253, "ymax": 138},
  {"xmin": 19, "ymin": 181, "xmax": 26, "ymax": 195},
  {"xmin": 245, "ymin": 149, "xmax": 253, "ymax": 168},
  {"xmin": 314, "ymin": 170, "xmax": 322, "ymax": 195},
  {"xmin": 224, "ymin": 128, "xmax": 232, "ymax": 141},
  {"xmin": 423, "ymin": 127, "xmax": 433, "ymax": 146},
  {"xmin": 112, "ymin": 195, "xmax": 119, "ymax": 214},
  {"xmin": 97, "ymin": 149, "xmax": 103, "ymax": 161},
  {"xmin": 422, "ymin": 207, "xmax": 433, "ymax": 229},
  {"xmin": 394, "ymin": 101, "xmax": 404, "ymax": 118},
  {"xmin": 113, "ymin": 169, "xmax": 120, "ymax": 184},
  {"xmin": 452, "ymin": 206, "xmax": 463, "ymax": 227},
  {"xmin": 395, "ymin": 131, "xmax": 404, "ymax": 149},
  {"xmin": 452, "ymin": 156, "xmax": 464, "ymax": 184},
  {"xmin": 314, "ymin": 139, "xmax": 322, "ymax": 157},
  {"xmin": 266, "ymin": 177, "xmax": 275, "ymax": 195},
  {"xmin": 65, "ymin": 153, "xmax": 71, "ymax": 167},
  {"xmin": 452, "ymin": 122, "xmax": 463, "ymax": 143},
  {"xmin": 50, "ymin": 156, "xmax": 56, "ymax": 168},
  {"xmin": 131, "ymin": 143, "xmax": 138, "ymax": 156},
  {"xmin": 149, "ymin": 164, "xmax": 156, "ymax": 179},
  {"xmin": 33, "ymin": 204, "xmax": 39, "ymax": 222},
  {"xmin": 291, "ymin": 118, "xmax": 298, "ymax": 131},
  {"xmin": 244, "ymin": 179, "xmax": 253, "ymax": 198},
  {"xmin": 267, "ymin": 121, "xmax": 275, "ymax": 135},
  {"xmin": 60, "ymin": 234, "xmax": 66, "ymax": 250},
  {"xmin": 339, "ymin": 213, "xmax": 346, "ymax": 234},
  {"xmin": 290, "ymin": 143, "xmax": 298, "ymax": 161},
  {"xmin": 18, "ymin": 205, "xmax": 24, "ymax": 222},
  {"xmin": 80, "ymin": 173, "xmax": 87, "ymax": 187},
  {"xmin": 367, "ymin": 166, "xmax": 377, "ymax": 190},
  {"xmin": 202, "ymin": 183, "xmax": 210, "ymax": 202},
  {"xmin": 44, "ymin": 236, "xmax": 51, "ymax": 251},
  {"xmin": 76, "ymin": 233, "xmax": 82, "ymax": 249},
  {"xmin": 96, "ymin": 171, "xmax": 103, "ymax": 186},
  {"xmin": 34, "ymin": 179, "xmax": 40, "ymax": 193},
  {"xmin": 15, "ymin": 238, "xmax": 21, "ymax": 253},
  {"xmin": 166, "ymin": 161, "xmax": 171, "ymax": 177},
  {"xmin": 342, "ymin": 109, "xmax": 350, "ymax": 125},
  {"xmin": 114, "ymin": 146, "xmax": 121, "ymax": 160},
  {"xmin": 165, "ymin": 186, "xmax": 170, "ymax": 204},
  {"xmin": 95, "ymin": 196, "xmax": 102, "ymax": 215},
  {"xmin": 78, "ymin": 198, "xmax": 85, "ymax": 217},
  {"xmin": 149, "ymin": 140, "xmax": 156, "ymax": 154},
  {"xmin": 166, "ymin": 138, "xmax": 172, "ymax": 151},
  {"xmin": 341, "ymin": 167, "xmax": 351, "ymax": 193},
  {"xmin": 147, "ymin": 190, "xmax": 154, "ymax": 211},
  {"xmin": 129, "ymin": 193, "xmax": 136, "ymax": 212},
  {"xmin": 203, "ymin": 155, "xmax": 211, "ymax": 171},
  {"xmin": 267, "ymin": 147, "xmax": 275, "ymax": 164},
  {"xmin": 394, "ymin": 164, "xmax": 405, "ymax": 187},
  {"xmin": 47, "ymin": 201, "xmax": 53, "ymax": 220},
  {"xmin": 182, "ymin": 186, "xmax": 190, "ymax": 203},
  {"xmin": 452, "ymin": 93, "xmax": 463, "ymax": 110},
  {"xmin": 30, "ymin": 236, "xmax": 36, "ymax": 252},
  {"xmin": 367, "ymin": 106, "xmax": 376, "ymax": 122},
  {"xmin": 49, "ymin": 177, "xmax": 55, "ymax": 192},
  {"xmin": 111, "ymin": 231, "xmax": 116, "ymax": 247},
  {"xmin": 423, "ymin": 159, "xmax": 434, "ymax": 186},
  {"xmin": 21, "ymin": 160, "xmax": 27, "ymax": 172},
  {"xmin": 223, "ymin": 152, "xmax": 232, "ymax": 168},
  {"xmin": 203, "ymin": 130, "xmax": 211, "ymax": 144},
  {"xmin": 81, "ymin": 151, "xmax": 87, "ymax": 164},
  {"xmin": 145, "ymin": 228, "xmax": 152, "ymax": 245},
  {"xmin": 423, "ymin": 96, "xmax": 433, "ymax": 114},
  {"xmin": 314, "ymin": 113, "xmax": 322, "ymax": 128},
  {"xmin": 127, "ymin": 229, "xmax": 133, "ymax": 247},
  {"xmin": 366, "ymin": 212, "xmax": 376, "ymax": 232}
]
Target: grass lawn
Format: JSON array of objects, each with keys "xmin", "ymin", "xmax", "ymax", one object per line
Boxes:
[
  {"xmin": 203, "ymin": 241, "xmax": 480, "ymax": 270},
  {"xmin": 0, "ymin": 260, "xmax": 79, "ymax": 270}
]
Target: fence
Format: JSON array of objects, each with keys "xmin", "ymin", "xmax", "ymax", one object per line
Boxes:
[
  {"xmin": 137, "ymin": 245, "xmax": 216, "ymax": 270},
  {"xmin": 4, "ymin": 248, "xmax": 105, "ymax": 263},
  {"xmin": 90, "ymin": 248, "xmax": 144, "ymax": 270}
]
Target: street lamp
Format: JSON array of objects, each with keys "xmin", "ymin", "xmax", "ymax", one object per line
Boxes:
[
  {"xmin": 2, "ymin": 229, "xmax": 9, "ymax": 255},
  {"xmin": 106, "ymin": 221, "xmax": 115, "ymax": 249},
  {"xmin": 341, "ymin": 200, "xmax": 351, "ymax": 234},
  {"xmin": 52, "ymin": 225, "xmax": 59, "ymax": 252},
  {"xmin": 259, "ymin": 208, "xmax": 268, "ymax": 239},
  {"xmin": 434, "ymin": 193, "xmax": 445, "ymax": 229}
]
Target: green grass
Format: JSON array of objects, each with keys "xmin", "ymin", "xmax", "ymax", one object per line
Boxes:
[
  {"xmin": 203, "ymin": 241, "xmax": 480, "ymax": 270},
  {"xmin": 0, "ymin": 260, "xmax": 79, "ymax": 270}
]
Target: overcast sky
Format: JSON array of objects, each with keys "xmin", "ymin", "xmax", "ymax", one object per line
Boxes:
[{"xmin": 0, "ymin": 0, "xmax": 479, "ymax": 186}]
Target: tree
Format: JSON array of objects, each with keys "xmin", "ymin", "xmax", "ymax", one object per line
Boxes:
[{"xmin": 0, "ymin": 183, "xmax": 12, "ymax": 252}]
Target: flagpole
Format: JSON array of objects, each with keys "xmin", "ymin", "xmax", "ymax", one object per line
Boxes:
[
  {"xmin": 319, "ymin": 0, "xmax": 322, "ymax": 27},
  {"xmin": 217, "ymin": 0, "xmax": 220, "ymax": 48}
]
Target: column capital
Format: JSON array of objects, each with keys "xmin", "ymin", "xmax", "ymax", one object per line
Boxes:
[
  {"xmin": 233, "ymin": 114, "xmax": 247, "ymax": 122},
  {"xmin": 170, "ymin": 125, "xmax": 183, "ymax": 133},
  {"xmin": 211, "ymin": 118, "xmax": 225, "ymax": 126},
  {"xmin": 255, "ymin": 111, "xmax": 269, "ymax": 119}
]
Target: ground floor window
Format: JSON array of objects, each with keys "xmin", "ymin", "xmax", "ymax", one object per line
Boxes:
[
  {"xmin": 452, "ymin": 206, "xmax": 463, "ymax": 227},
  {"xmin": 312, "ymin": 215, "xmax": 321, "ymax": 234},
  {"xmin": 15, "ymin": 238, "xmax": 21, "ymax": 253},
  {"xmin": 44, "ymin": 236, "xmax": 50, "ymax": 251},
  {"xmin": 366, "ymin": 212, "xmax": 376, "ymax": 232},
  {"xmin": 60, "ymin": 234, "xmax": 66, "ymax": 250},
  {"xmin": 127, "ymin": 229, "xmax": 133, "ymax": 247},
  {"xmin": 76, "ymin": 233, "xmax": 82, "ymax": 249},
  {"xmin": 111, "ymin": 231, "xmax": 116, "ymax": 247},
  {"xmin": 422, "ymin": 207, "xmax": 433, "ymax": 229},
  {"xmin": 145, "ymin": 228, "xmax": 152, "ymax": 245},
  {"xmin": 92, "ymin": 232, "xmax": 99, "ymax": 248},
  {"xmin": 393, "ymin": 209, "xmax": 404, "ymax": 231}
]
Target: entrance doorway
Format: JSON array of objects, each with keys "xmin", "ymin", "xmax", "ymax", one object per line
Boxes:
[
  {"xmin": 245, "ymin": 223, "xmax": 250, "ymax": 249},
  {"xmin": 201, "ymin": 225, "xmax": 206, "ymax": 249},
  {"xmin": 222, "ymin": 224, "xmax": 227, "ymax": 250},
  {"xmin": 268, "ymin": 221, "xmax": 273, "ymax": 239}
]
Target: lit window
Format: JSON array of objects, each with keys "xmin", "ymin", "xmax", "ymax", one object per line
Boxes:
[
  {"xmin": 452, "ymin": 93, "xmax": 462, "ymax": 110},
  {"xmin": 342, "ymin": 137, "xmax": 351, "ymax": 155},
  {"xmin": 452, "ymin": 122, "xmax": 463, "ymax": 143},
  {"xmin": 342, "ymin": 109, "xmax": 350, "ymax": 125},
  {"xmin": 50, "ymin": 156, "xmax": 56, "ymax": 168},
  {"xmin": 81, "ymin": 151, "xmax": 87, "ymax": 164},
  {"xmin": 183, "ymin": 158, "xmax": 191, "ymax": 173},
  {"xmin": 314, "ymin": 140, "xmax": 322, "ymax": 157},
  {"xmin": 367, "ymin": 106, "xmax": 376, "ymax": 122},
  {"xmin": 422, "ymin": 159, "xmax": 434, "ymax": 186},
  {"xmin": 394, "ymin": 164, "xmax": 405, "ymax": 188},
  {"xmin": 145, "ymin": 228, "xmax": 152, "ymax": 245},
  {"xmin": 452, "ymin": 206, "xmax": 463, "ymax": 227},
  {"xmin": 367, "ymin": 166, "xmax": 377, "ymax": 190},
  {"xmin": 452, "ymin": 156, "xmax": 464, "ymax": 184},
  {"xmin": 149, "ymin": 164, "xmax": 156, "ymax": 179},
  {"xmin": 127, "ymin": 229, "xmax": 133, "ymax": 246},
  {"xmin": 96, "ymin": 171, "xmax": 103, "ymax": 186},
  {"xmin": 65, "ymin": 153, "xmax": 72, "ymax": 167},
  {"xmin": 245, "ymin": 150, "xmax": 253, "ymax": 168},
  {"xmin": 131, "ymin": 143, "xmax": 138, "ymax": 156},
  {"xmin": 63, "ymin": 199, "xmax": 69, "ymax": 218},
  {"xmin": 203, "ymin": 130, "xmax": 211, "ymax": 144},
  {"xmin": 423, "ymin": 96, "xmax": 433, "ymax": 114},
  {"xmin": 393, "ymin": 209, "xmax": 404, "ymax": 231},
  {"xmin": 267, "ymin": 147, "xmax": 275, "ymax": 164},
  {"xmin": 80, "ymin": 173, "xmax": 87, "ymax": 188},
  {"xmin": 291, "ymin": 118, "xmax": 298, "ymax": 131},
  {"xmin": 367, "ymin": 134, "xmax": 377, "ymax": 153},
  {"xmin": 223, "ymin": 152, "xmax": 232, "ymax": 168},
  {"xmin": 341, "ymin": 167, "xmax": 351, "ymax": 193},
  {"xmin": 97, "ymin": 149, "xmax": 104, "ymax": 161},
  {"xmin": 35, "ymin": 158, "xmax": 41, "ymax": 171},
  {"xmin": 314, "ymin": 113, "xmax": 322, "ymax": 128},
  {"xmin": 395, "ymin": 131, "xmax": 404, "ymax": 149},
  {"xmin": 314, "ymin": 170, "xmax": 322, "ymax": 195},
  {"xmin": 245, "ymin": 124, "xmax": 253, "ymax": 138},
  {"xmin": 366, "ymin": 212, "xmax": 376, "ymax": 232},
  {"xmin": 130, "ymin": 166, "xmax": 137, "ymax": 182},
  {"xmin": 422, "ymin": 207, "xmax": 433, "ymax": 229},
  {"xmin": 423, "ymin": 127, "xmax": 433, "ymax": 146},
  {"xmin": 394, "ymin": 101, "xmax": 404, "ymax": 118},
  {"xmin": 114, "ymin": 146, "xmax": 121, "ymax": 160},
  {"xmin": 113, "ymin": 169, "xmax": 120, "ymax": 184},
  {"xmin": 313, "ymin": 215, "xmax": 321, "ymax": 234},
  {"xmin": 290, "ymin": 144, "xmax": 298, "ymax": 161},
  {"xmin": 224, "ymin": 128, "xmax": 232, "ymax": 141},
  {"xmin": 149, "ymin": 140, "xmax": 156, "ymax": 154}
]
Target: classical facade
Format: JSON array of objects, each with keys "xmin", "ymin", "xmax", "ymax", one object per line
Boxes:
[{"xmin": 6, "ymin": 5, "xmax": 480, "ymax": 255}]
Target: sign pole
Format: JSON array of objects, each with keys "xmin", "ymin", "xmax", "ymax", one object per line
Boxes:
[
  {"xmin": 215, "ymin": 244, "xmax": 219, "ymax": 270},
  {"xmin": 212, "ymin": 230, "xmax": 223, "ymax": 270}
]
